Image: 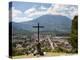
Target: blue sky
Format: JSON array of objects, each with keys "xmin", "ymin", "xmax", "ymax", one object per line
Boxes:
[
  {"xmin": 10, "ymin": 1, "xmax": 78, "ymax": 23},
  {"xmin": 12, "ymin": 1, "xmax": 51, "ymax": 12}
]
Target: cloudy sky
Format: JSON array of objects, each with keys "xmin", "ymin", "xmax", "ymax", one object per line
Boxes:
[{"xmin": 9, "ymin": 1, "xmax": 78, "ymax": 23}]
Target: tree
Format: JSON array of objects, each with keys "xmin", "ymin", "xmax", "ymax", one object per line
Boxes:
[{"xmin": 70, "ymin": 16, "xmax": 78, "ymax": 53}]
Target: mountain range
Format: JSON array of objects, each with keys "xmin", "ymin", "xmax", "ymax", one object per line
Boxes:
[{"xmin": 10, "ymin": 14, "xmax": 72, "ymax": 34}]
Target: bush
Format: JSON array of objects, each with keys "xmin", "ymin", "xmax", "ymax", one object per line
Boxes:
[
  {"xmin": 12, "ymin": 48, "xmax": 25, "ymax": 56},
  {"xmin": 43, "ymin": 47, "xmax": 51, "ymax": 52}
]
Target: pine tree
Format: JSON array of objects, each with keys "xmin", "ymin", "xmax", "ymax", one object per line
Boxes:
[{"xmin": 70, "ymin": 16, "xmax": 78, "ymax": 53}]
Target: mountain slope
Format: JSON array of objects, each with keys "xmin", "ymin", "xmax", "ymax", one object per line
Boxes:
[{"xmin": 11, "ymin": 14, "xmax": 72, "ymax": 34}]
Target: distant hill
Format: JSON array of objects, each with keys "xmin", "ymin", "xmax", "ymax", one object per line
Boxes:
[
  {"xmin": 9, "ymin": 22, "xmax": 32, "ymax": 35},
  {"xmin": 10, "ymin": 14, "xmax": 72, "ymax": 34}
]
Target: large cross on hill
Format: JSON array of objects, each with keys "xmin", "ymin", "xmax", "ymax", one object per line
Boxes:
[
  {"xmin": 33, "ymin": 23, "xmax": 44, "ymax": 56},
  {"xmin": 33, "ymin": 23, "xmax": 44, "ymax": 42}
]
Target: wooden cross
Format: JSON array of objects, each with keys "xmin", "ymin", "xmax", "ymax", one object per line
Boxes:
[
  {"xmin": 33, "ymin": 23, "xmax": 44, "ymax": 56},
  {"xmin": 33, "ymin": 23, "xmax": 44, "ymax": 42}
]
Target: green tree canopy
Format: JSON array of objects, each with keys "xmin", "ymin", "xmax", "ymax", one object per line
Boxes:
[{"xmin": 70, "ymin": 15, "xmax": 78, "ymax": 53}]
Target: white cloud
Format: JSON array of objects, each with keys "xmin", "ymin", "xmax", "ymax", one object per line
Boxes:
[
  {"xmin": 13, "ymin": 17, "xmax": 34, "ymax": 22},
  {"xmin": 26, "ymin": 11, "xmax": 48, "ymax": 17},
  {"xmin": 47, "ymin": 4, "xmax": 78, "ymax": 19},
  {"xmin": 24, "ymin": 8, "xmax": 36, "ymax": 14},
  {"xmin": 12, "ymin": 4, "xmax": 78, "ymax": 22},
  {"xmin": 12, "ymin": 7, "xmax": 35, "ymax": 22},
  {"xmin": 24, "ymin": 6, "xmax": 48, "ymax": 18},
  {"xmin": 12, "ymin": 7, "xmax": 22, "ymax": 18},
  {"xmin": 39, "ymin": 6, "xmax": 47, "ymax": 9}
]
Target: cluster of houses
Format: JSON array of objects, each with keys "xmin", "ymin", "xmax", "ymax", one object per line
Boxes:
[
  {"xmin": 32, "ymin": 33, "xmax": 72, "ymax": 51},
  {"xmin": 12, "ymin": 32, "xmax": 72, "ymax": 55}
]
